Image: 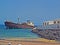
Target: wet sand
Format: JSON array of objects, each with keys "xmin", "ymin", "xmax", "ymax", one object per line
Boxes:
[{"xmin": 0, "ymin": 38, "xmax": 60, "ymax": 45}]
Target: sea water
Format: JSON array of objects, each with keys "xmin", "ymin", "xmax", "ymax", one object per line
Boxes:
[{"xmin": 0, "ymin": 25, "xmax": 39, "ymax": 39}]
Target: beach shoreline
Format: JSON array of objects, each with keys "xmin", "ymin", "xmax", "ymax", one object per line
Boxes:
[{"xmin": 0, "ymin": 38, "xmax": 60, "ymax": 45}]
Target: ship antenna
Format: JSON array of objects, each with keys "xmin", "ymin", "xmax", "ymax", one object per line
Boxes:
[{"xmin": 18, "ymin": 17, "xmax": 20, "ymax": 24}]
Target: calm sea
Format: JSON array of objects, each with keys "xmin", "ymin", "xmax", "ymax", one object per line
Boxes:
[{"xmin": 0, "ymin": 25, "xmax": 39, "ymax": 39}]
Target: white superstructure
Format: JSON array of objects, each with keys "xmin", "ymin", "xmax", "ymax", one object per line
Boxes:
[{"xmin": 27, "ymin": 20, "xmax": 34, "ymax": 26}]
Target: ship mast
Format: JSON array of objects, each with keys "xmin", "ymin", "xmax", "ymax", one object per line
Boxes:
[{"xmin": 17, "ymin": 17, "xmax": 20, "ymax": 24}]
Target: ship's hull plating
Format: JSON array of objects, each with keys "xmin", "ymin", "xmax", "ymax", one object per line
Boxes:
[{"xmin": 4, "ymin": 21, "xmax": 34, "ymax": 29}]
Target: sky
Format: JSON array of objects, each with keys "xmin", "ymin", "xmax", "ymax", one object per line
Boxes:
[{"xmin": 0, "ymin": 0, "xmax": 60, "ymax": 25}]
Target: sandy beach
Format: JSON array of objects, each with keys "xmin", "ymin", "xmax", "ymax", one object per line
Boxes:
[{"xmin": 0, "ymin": 38, "xmax": 60, "ymax": 45}]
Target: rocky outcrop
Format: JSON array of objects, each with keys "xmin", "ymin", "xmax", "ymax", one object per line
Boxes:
[{"xmin": 32, "ymin": 29, "xmax": 60, "ymax": 41}]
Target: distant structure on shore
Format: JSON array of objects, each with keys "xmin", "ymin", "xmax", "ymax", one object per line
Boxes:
[{"xmin": 43, "ymin": 19, "xmax": 60, "ymax": 26}]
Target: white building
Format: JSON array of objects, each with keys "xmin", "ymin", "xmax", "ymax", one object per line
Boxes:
[{"xmin": 43, "ymin": 19, "xmax": 60, "ymax": 26}]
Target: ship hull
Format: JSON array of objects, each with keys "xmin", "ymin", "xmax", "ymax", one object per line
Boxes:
[{"xmin": 4, "ymin": 21, "xmax": 34, "ymax": 29}]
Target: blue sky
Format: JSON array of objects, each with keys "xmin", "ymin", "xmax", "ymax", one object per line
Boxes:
[{"xmin": 0, "ymin": 0, "xmax": 60, "ymax": 25}]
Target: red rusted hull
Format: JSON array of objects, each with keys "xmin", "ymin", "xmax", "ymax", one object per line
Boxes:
[{"xmin": 4, "ymin": 21, "xmax": 35, "ymax": 29}]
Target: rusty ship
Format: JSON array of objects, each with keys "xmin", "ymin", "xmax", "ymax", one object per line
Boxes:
[{"xmin": 4, "ymin": 18, "xmax": 35, "ymax": 29}]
